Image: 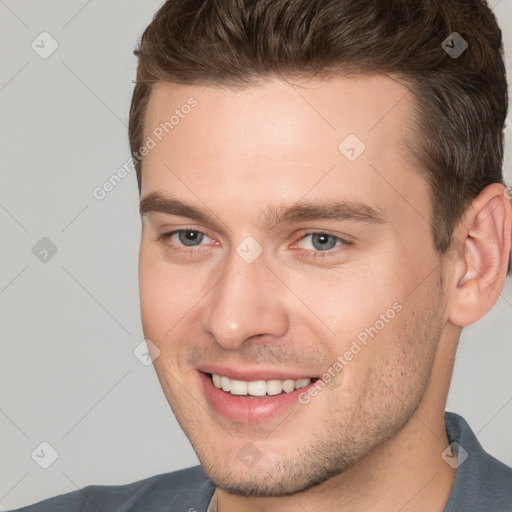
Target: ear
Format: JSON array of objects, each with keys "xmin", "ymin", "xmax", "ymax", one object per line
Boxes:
[{"xmin": 447, "ymin": 183, "xmax": 512, "ymax": 327}]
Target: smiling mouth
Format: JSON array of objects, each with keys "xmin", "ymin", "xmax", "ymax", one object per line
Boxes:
[{"xmin": 207, "ymin": 373, "xmax": 319, "ymax": 397}]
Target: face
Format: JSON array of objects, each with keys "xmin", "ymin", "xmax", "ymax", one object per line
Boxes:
[{"xmin": 138, "ymin": 75, "xmax": 449, "ymax": 496}]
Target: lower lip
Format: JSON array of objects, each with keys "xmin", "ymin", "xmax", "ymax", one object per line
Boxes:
[{"xmin": 198, "ymin": 371, "xmax": 319, "ymax": 424}]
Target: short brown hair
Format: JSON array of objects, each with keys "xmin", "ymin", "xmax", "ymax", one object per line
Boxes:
[{"xmin": 129, "ymin": 0, "xmax": 509, "ymax": 263}]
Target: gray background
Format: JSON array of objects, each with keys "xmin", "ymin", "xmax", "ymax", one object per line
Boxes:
[{"xmin": 0, "ymin": 0, "xmax": 511, "ymax": 509}]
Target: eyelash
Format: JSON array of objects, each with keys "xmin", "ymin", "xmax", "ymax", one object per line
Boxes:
[{"xmin": 157, "ymin": 227, "xmax": 353, "ymax": 259}]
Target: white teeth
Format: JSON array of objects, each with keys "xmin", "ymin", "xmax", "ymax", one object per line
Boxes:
[
  {"xmin": 211, "ymin": 374, "xmax": 312, "ymax": 396},
  {"xmin": 221, "ymin": 376, "xmax": 230, "ymax": 392},
  {"xmin": 247, "ymin": 380, "xmax": 267, "ymax": 396},
  {"xmin": 266, "ymin": 379, "xmax": 283, "ymax": 396},
  {"xmin": 229, "ymin": 379, "xmax": 248, "ymax": 395},
  {"xmin": 282, "ymin": 380, "xmax": 296, "ymax": 393},
  {"xmin": 295, "ymin": 378, "xmax": 311, "ymax": 390}
]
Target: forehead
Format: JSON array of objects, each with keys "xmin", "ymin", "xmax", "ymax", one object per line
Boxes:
[
  {"xmin": 140, "ymin": 74, "xmax": 427, "ymax": 227},
  {"xmin": 143, "ymin": 74, "xmax": 416, "ymax": 148}
]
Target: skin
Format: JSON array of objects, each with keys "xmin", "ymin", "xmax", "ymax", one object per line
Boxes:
[{"xmin": 137, "ymin": 75, "xmax": 511, "ymax": 512}]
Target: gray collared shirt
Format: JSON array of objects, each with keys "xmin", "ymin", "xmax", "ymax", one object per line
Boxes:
[{"xmin": 9, "ymin": 412, "xmax": 512, "ymax": 511}]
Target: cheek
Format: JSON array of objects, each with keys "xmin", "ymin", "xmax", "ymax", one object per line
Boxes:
[
  {"xmin": 281, "ymin": 259, "xmax": 406, "ymax": 345},
  {"xmin": 287, "ymin": 257, "xmax": 433, "ymax": 390},
  {"xmin": 138, "ymin": 244, "xmax": 203, "ymax": 339},
  {"xmin": 138, "ymin": 249, "xmax": 228, "ymax": 377},
  {"xmin": 364, "ymin": 284, "xmax": 443, "ymax": 395}
]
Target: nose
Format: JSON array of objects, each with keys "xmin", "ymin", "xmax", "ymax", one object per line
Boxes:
[{"xmin": 199, "ymin": 248, "xmax": 289, "ymax": 350}]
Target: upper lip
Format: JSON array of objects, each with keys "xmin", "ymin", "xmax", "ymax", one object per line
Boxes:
[{"xmin": 197, "ymin": 365, "xmax": 317, "ymax": 382}]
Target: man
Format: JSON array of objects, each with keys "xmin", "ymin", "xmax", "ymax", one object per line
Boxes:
[{"xmin": 11, "ymin": 0, "xmax": 512, "ymax": 510}]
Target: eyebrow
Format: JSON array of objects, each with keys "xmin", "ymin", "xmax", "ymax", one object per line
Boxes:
[{"xmin": 139, "ymin": 191, "xmax": 385, "ymax": 229}]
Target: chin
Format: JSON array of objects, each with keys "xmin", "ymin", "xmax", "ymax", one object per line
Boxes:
[{"xmin": 195, "ymin": 445, "xmax": 351, "ymax": 497}]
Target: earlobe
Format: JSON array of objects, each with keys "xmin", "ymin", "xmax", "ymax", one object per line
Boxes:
[{"xmin": 448, "ymin": 184, "xmax": 512, "ymax": 327}]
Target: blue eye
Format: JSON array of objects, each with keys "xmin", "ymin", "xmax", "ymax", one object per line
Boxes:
[
  {"xmin": 297, "ymin": 233, "xmax": 344, "ymax": 252},
  {"xmin": 177, "ymin": 230, "xmax": 205, "ymax": 246},
  {"xmin": 159, "ymin": 229, "xmax": 213, "ymax": 248},
  {"xmin": 157, "ymin": 228, "xmax": 350, "ymax": 260}
]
